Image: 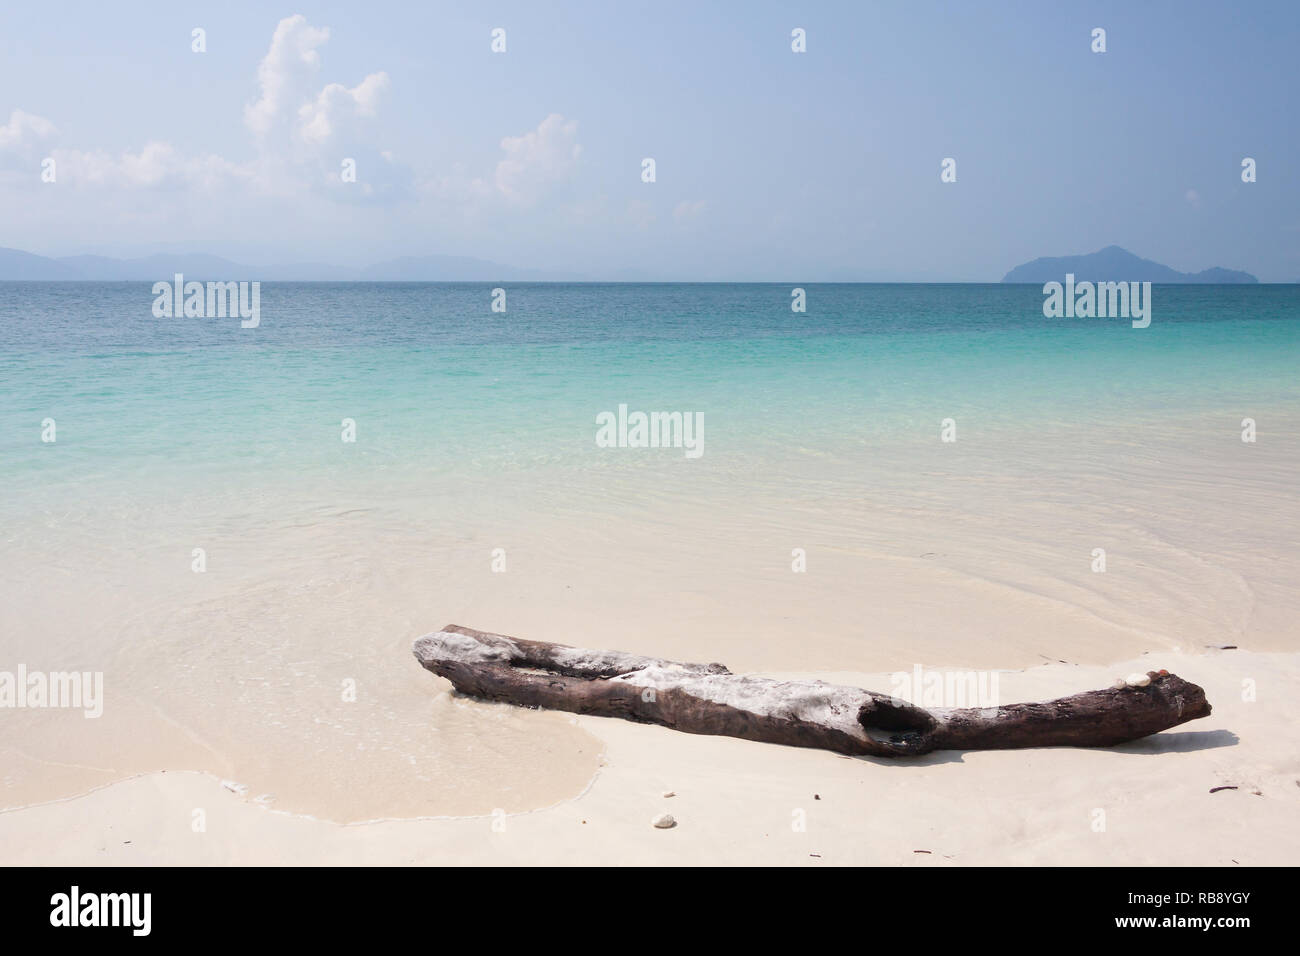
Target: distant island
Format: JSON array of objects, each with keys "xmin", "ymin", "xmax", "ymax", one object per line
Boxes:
[{"xmin": 1002, "ymin": 246, "xmax": 1257, "ymax": 284}]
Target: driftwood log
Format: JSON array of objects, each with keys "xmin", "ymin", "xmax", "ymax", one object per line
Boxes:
[{"xmin": 413, "ymin": 625, "xmax": 1212, "ymax": 757}]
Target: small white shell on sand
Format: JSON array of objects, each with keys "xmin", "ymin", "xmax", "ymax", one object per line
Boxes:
[
  {"xmin": 1125, "ymin": 673, "xmax": 1151, "ymax": 688},
  {"xmin": 662, "ymin": 791, "xmax": 676, "ymax": 798},
  {"xmin": 652, "ymin": 813, "xmax": 676, "ymax": 829}
]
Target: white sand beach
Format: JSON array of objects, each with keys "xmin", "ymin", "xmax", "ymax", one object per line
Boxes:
[
  {"xmin": 2, "ymin": 416, "xmax": 1298, "ymax": 865},
  {"xmin": 2, "ymin": 650, "xmax": 1297, "ymax": 866}
]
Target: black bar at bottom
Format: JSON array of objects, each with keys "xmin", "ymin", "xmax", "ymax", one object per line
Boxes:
[{"xmin": 0, "ymin": 865, "xmax": 1281, "ymax": 941}]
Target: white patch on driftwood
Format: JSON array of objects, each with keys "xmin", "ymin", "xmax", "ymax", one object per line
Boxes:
[
  {"xmin": 548, "ymin": 645, "xmax": 665, "ymax": 676},
  {"xmin": 414, "ymin": 631, "xmax": 519, "ymax": 666},
  {"xmin": 612, "ymin": 665, "xmax": 876, "ymax": 742}
]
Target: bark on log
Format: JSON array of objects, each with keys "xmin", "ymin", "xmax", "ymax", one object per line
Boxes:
[{"xmin": 412, "ymin": 625, "xmax": 1212, "ymax": 757}]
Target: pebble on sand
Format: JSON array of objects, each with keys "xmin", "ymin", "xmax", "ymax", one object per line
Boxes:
[{"xmin": 652, "ymin": 813, "xmax": 676, "ymax": 829}]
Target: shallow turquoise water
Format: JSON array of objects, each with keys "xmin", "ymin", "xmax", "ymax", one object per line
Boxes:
[{"xmin": 1, "ymin": 283, "xmax": 1297, "ymax": 504}]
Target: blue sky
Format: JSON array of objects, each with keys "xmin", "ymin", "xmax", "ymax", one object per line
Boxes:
[{"xmin": 1, "ymin": 1, "xmax": 1296, "ymax": 279}]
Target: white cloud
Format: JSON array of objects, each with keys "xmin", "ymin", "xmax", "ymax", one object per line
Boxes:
[
  {"xmin": 244, "ymin": 15, "xmax": 331, "ymax": 138},
  {"xmin": 0, "ymin": 113, "xmax": 243, "ymax": 190},
  {"xmin": 493, "ymin": 113, "xmax": 582, "ymax": 204},
  {"xmin": 422, "ymin": 114, "xmax": 584, "ymax": 211},
  {"xmin": 50, "ymin": 143, "xmax": 250, "ymax": 189},
  {"xmin": 0, "ymin": 15, "xmax": 396, "ymax": 201},
  {"xmin": 298, "ymin": 72, "xmax": 390, "ymax": 146},
  {"xmin": 0, "ymin": 109, "xmax": 57, "ymax": 156},
  {"xmin": 0, "ymin": 18, "xmax": 582, "ymax": 235},
  {"xmin": 243, "ymin": 15, "xmax": 390, "ymax": 156}
]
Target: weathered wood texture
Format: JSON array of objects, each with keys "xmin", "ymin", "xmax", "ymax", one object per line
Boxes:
[{"xmin": 413, "ymin": 625, "xmax": 1211, "ymax": 757}]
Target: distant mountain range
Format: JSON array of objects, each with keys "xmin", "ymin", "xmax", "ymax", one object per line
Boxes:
[
  {"xmin": 0, "ymin": 247, "xmax": 558, "ymax": 282},
  {"xmin": 0, "ymin": 243, "xmax": 1269, "ymax": 283},
  {"xmin": 1002, "ymin": 246, "xmax": 1258, "ymax": 284}
]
